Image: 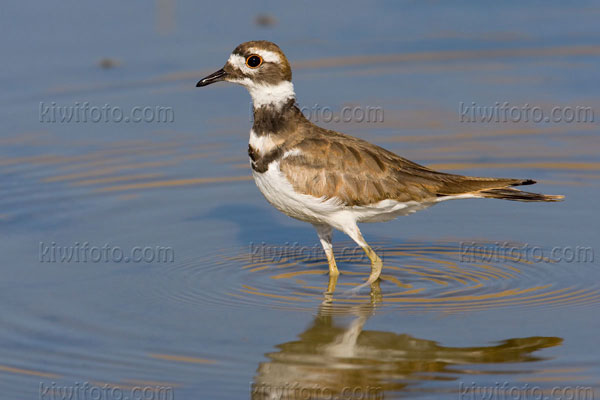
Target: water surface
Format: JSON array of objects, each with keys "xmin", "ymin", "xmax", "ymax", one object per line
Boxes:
[{"xmin": 1, "ymin": 1, "xmax": 599, "ymax": 398}]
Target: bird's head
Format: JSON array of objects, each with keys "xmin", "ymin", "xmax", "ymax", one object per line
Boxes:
[{"xmin": 196, "ymin": 40, "xmax": 295, "ymax": 109}]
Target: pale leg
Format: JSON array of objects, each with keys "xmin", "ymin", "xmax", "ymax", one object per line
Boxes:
[
  {"xmin": 313, "ymin": 224, "xmax": 339, "ymax": 277},
  {"xmin": 314, "ymin": 224, "xmax": 339, "ymax": 300},
  {"xmin": 343, "ymin": 223, "xmax": 383, "ymax": 288}
]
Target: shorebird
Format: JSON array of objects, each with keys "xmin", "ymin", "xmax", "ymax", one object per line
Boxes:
[{"xmin": 196, "ymin": 41, "xmax": 563, "ymax": 293}]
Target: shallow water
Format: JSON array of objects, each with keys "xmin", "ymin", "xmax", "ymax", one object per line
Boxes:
[{"xmin": 2, "ymin": 1, "xmax": 600, "ymax": 399}]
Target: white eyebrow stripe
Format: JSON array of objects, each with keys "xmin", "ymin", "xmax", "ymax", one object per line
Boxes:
[
  {"xmin": 227, "ymin": 53, "xmax": 261, "ymax": 75},
  {"xmin": 247, "ymin": 48, "xmax": 281, "ymax": 64},
  {"xmin": 227, "ymin": 53, "xmax": 248, "ymax": 70}
]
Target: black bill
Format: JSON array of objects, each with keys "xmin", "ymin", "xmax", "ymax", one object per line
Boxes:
[{"xmin": 196, "ymin": 68, "xmax": 227, "ymax": 87}]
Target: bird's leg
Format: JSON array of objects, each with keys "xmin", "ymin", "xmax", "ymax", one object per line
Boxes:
[
  {"xmin": 327, "ymin": 272, "xmax": 339, "ymax": 292},
  {"xmin": 369, "ymin": 275, "xmax": 382, "ymax": 303},
  {"xmin": 323, "ymin": 272, "xmax": 339, "ymax": 304},
  {"xmin": 313, "ymin": 224, "xmax": 339, "ymax": 277},
  {"xmin": 344, "ymin": 224, "xmax": 383, "ymax": 288},
  {"xmin": 361, "ymin": 244, "xmax": 383, "ymax": 287},
  {"xmin": 314, "ymin": 224, "xmax": 339, "ymax": 300}
]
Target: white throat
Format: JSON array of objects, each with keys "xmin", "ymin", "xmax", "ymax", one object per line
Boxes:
[{"xmin": 235, "ymin": 79, "xmax": 295, "ymax": 109}]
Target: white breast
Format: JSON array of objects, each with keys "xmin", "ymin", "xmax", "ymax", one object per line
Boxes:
[{"xmin": 251, "ymin": 158, "xmax": 343, "ymax": 225}]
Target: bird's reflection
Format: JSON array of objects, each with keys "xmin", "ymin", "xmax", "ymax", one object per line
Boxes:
[
  {"xmin": 251, "ymin": 301, "xmax": 562, "ymax": 399},
  {"xmin": 324, "ymin": 272, "xmax": 382, "ymax": 302}
]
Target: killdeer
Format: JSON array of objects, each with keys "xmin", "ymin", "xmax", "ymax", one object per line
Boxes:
[{"xmin": 196, "ymin": 41, "xmax": 563, "ymax": 293}]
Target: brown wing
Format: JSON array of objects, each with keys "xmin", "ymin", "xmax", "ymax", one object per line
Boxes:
[{"xmin": 279, "ymin": 129, "xmax": 530, "ymax": 206}]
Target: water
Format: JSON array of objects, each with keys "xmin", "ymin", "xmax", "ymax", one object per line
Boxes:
[{"xmin": 1, "ymin": 1, "xmax": 599, "ymax": 399}]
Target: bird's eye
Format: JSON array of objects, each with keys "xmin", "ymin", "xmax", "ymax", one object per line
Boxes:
[{"xmin": 245, "ymin": 54, "xmax": 263, "ymax": 68}]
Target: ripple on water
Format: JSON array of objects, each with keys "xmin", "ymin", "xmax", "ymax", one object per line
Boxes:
[{"xmin": 149, "ymin": 240, "xmax": 600, "ymax": 313}]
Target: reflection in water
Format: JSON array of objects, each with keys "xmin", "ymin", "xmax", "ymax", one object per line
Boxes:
[
  {"xmin": 252, "ymin": 303, "xmax": 562, "ymax": 399},
  {"xmin": 205, "ymin": 241, "xmax": 600, "ymax": 313}
]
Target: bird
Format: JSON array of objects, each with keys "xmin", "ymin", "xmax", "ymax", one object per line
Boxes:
[{"xmin": 196, "ymin": 40, "xmax": 563, "ymax": 294}]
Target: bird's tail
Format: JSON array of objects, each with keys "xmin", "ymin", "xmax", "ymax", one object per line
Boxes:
[
  {"xmin": 478, "ymin": 187, "xmax": 564, "ymax": 202},
  {"xmin": 436, "ymin": 176, "xmax": 564, "ymax": 202}
]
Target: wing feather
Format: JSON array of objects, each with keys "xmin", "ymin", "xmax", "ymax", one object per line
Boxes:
[{"xmin": 279, "ymin": 129, "xmax": 530, "ymax": 206}]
